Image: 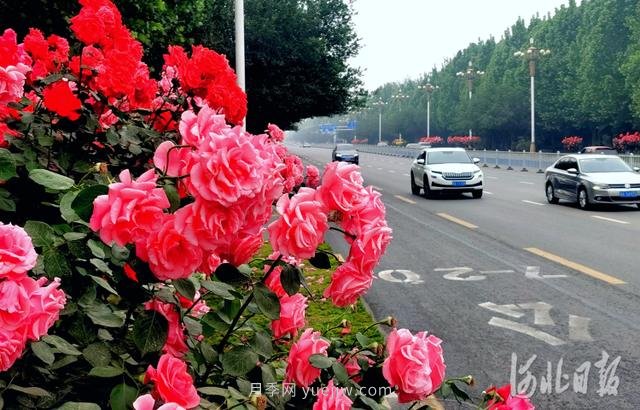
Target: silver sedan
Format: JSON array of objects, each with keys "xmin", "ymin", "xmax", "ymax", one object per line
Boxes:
[{"xmin": 545, "ymin": 154, "xmax": 640, "ymax": 209}]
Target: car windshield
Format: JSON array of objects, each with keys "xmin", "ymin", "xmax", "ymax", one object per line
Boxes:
[
  {"xmin": 427, "ymin": 151, "xmax": 471, "ymax": 164},
  {"xmin": 579, "ymin": 157, "xmax": 632, "ymax": 173},
  {"xmin": 336, "ymin": 144, "xmax": 354, "ymax": 151}
]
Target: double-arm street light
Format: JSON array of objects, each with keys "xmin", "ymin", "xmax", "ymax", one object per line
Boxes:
[
  {"xmin": 418, "ymin": 81, "xmax": 439, "ymax": 138},
  {"xmin": 371, "ymin": 99, "xmax": 387, "ymax": 144},
  {"xmin": 514, "ymin": 38, "xmax": 550, "ymax": 152},
  {"xmin": 456, "ymin": 61, "xmax": 484, "ymax": 137}
]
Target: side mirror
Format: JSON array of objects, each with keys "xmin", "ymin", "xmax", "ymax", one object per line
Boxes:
[
  {"xmin": 416, "ymin": 159, "xmax": 425, "ymax": 165},
  {"xmin": 634, "ymin": 167, "xmax": 640, "ymax": 172},
  {"xmin": 567, "ymin": 168, "xmax": 579, "ymax": 175},
  {"xmin": 472, "ymin": 157, "xmax": 480, "ymax": 164}
]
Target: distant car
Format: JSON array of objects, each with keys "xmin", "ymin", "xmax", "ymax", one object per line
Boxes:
[
  {"xmin": 410, "ymin": 147, "xmax": 483, "ymax": 198},
  {"xmin": 332, "ymin": 143, "xmax": 359, "ymax": 164},
  {"xmin": 302, "ymin": 142, "xmax": 311, "ymax": 148},
  {"xmin": 406, "ymin": 143, "xmax": 421, "ymax": 149},
  {"xmin": 377, "ymin": 141, "xmax": 388, "ymax": 146},
  {"xmin": 578, "ymin": 146, "xmax": 617, "ymax": 155},
  {"xmin": 545, "ymin": 154, "xmax": 640, "ymax": 209}
]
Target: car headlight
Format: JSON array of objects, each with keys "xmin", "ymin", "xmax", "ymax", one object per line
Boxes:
[
  {"xmin": 431, "ymin": 170, "xmax": 442, "ymax": 174},
  {"xmin": 335, "ymin": 153, "xmax": 342, "ymax": 157},
  {"xmin": 593, "ymin": 184, "xmax": 610, "ymax": 190},
  {"xmin": 473, "ymin": 169, "xmax": 482, "ymax": 174}
]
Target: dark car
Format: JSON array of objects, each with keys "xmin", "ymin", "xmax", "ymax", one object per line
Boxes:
[
  {"xmin": 545, "ymin": 154, "xmax": 640, "ymax": 209},
  {"xmin": 332, "ymin": 143, "xmax": 359, "ymax": 164},
  {"xmin": 578, "ymin": 146, "xmax": 617, "ymax": 155}
]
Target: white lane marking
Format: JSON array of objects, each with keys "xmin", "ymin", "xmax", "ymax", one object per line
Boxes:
[
  {"xmin": 377, "ymin": 167, "xmax": 383, "ymax": 171},
  {"xmin": 388, "ymin": 170, "xmax": 396, "ymax": 173},
  {"xmin": 403, "ymin": 173, "xmax": 410, "ymax": 177},
  {"xmin": 569, "ymin": 315, "xmax": 593, "ymax": 342},
  {"xmin": 524, "ymin": 265, "xmax": 567, "ymax": 280},
  {"xmin": 478, "ymin": 302, "xmax": 524, "ymax": 319},
  {"xmin": 378, "ymin": 269, "xmax": 424, "ymax": 284},
  {"xmin": 487, "ymin": 176, "xmax": 498, "ymax": 180},
  {"xmin": 369, "ymin": 185, "xmax": 383, "ymax": 191},
  {"xmin": 484, "ymin": 191, "xmax": 494, "ymax": 195},
  {"xmin": 522, "ymin": 200, "xmax": 545, "ymax": 206},
  {"xmin": 394, "ymin": 195, "xmax": 416, "ymax": 204},
  {"xmin": 591, "ymin": 215, "xmax": 629, "ymax": 225},
  {"xmin": 519, "ymin": 181, "xmax": 535, "ymax": 185},
  {"xmin": 436, "ymin": 267, "xmax": 483, "ymax": 281},
  {"xmin": 518, "ymin": 302, "xmax": 555, "ymax": 326},
  {"xmin": 488, "ymin": 317, "xmax": 566, "ymax": 346}
]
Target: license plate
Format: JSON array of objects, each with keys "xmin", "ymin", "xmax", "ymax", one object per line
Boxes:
[
  {"xmin": 620, "ymin": 191, "xmax": 638, "ymax": 198},
  {"xmin": 452, "ymin": 181, "xmax": 466, "ymax": 187}
]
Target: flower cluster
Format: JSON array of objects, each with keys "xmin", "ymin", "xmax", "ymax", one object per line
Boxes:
[
  {"xmin": 483, "ymin": 384, "xmax": 535, "ymax": 410},
  {"xmin": 613, "ymin": 132, "xmax": 640, "ymax": 152},
  {"xmin": 561, "ymin": 136, "xmax": 583, "ymax": 151},
  {"xmin": 447, "ymin": 135, "xmax": 481, "ymax": 146},
  {"xmin": 0, "ymin": 223, "xmax": 66, "ymax": 371},
  {"xmin": 419, "ymin": 136, "xmax": 444, "ymax": 145}
]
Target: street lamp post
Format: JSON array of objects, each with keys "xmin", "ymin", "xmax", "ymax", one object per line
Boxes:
[
  {"xmin": 456, "ymin": 61, "xmax": 484, "ymax": 138},
  {"xmin": 391, "ymin": 93, "xmax": 409, "ymax": 139},
  {"xmin": 372, "ymin": 100, "xmax": 387, "ymax": 144},
  {"xmin": 418, "ymin": 82, "xmax": 439, "ymax": 137},
  {"xmin": 514, "ymin": 38, "xmax": 550, "ymax": 152},
  {"xmin": 234, "ymin": 0, "xmax": 246, "ymax": 130}
]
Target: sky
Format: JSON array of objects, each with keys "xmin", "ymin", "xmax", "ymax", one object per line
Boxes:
[{"xmin": 350, "ymin": 0, "xmax": 578, "ymax": 91}]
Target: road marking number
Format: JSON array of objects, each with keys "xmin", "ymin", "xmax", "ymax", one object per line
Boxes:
[{"xmin": 378, "ymin": 269, "xmax": 424, "ymax": 284}]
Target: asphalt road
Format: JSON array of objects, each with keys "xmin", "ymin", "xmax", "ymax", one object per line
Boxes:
[{"xmin": 290, "ymin": 146, "xmax": 640, "ymax": 409}]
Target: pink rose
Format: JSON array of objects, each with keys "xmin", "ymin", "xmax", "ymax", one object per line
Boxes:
[
  {"xmin": 323, "ymin": 262, "xmax": 373, "ymax": 307},
  {"xmin": 341, "ymin": 186, "xmax": 387, "ymax": 236},
  {"xmin": 267, "ymin": 123, "xmax": 285, "ymax": 142},
  {"xmin": 174, "ymin": 200, "xmax": 245, "ymax": 252},
  {"xmin": 282, "ymin": 154, "xmax": 304, "ymax": 192},
  {"xmin": 145, "ymin": 354, "xmax": 200, "ymax": 409},
  {"xmin": 382, "ymin": 328, "xmax": 446, "ymax": 403},
  {"xmin": 340, "ymin": 352, "xmax": 374, "ymax": 383},
  {"xmin": 486, "ymin": 384, "xmax": 535, "ymax": 410},
  {"xmin": 346, "ymin": 223, "xmax": 392, "ymax": 274},
  {"xmin": 199, "ymin": 253, "xmax": 222, "ymax": 276},
  {"xmin": 133, "ymin": 394, "xmax": 186, "ymax": 410},
  {"xmin": 25, "ymin": 277, "xmax": 66, "ymax": 340},
  {"xmin": 178, "ymin": 105, "xmax": 228, "ymax": 147},
  {"xmin": 312, "ymin": 380, "xmax": 353, "ymax": 410},
  {"xmin": 0, "ymin": 222, "xmax": 38, "ymax": 278},
  {"xmin": 144, "ymin": 299, "xmax": 189, "ymax": 357},
  {"xmin": 285, "ymin": 328, "xmax": 330, "ymax": 387},
  {"xmin": 268, "ymin": 188, "xmax": 328, "ymax": 259},
  {"xmin": 153, "ymin": 141, "xmax": 193, "ymax": 177},
  {"xmin": 271, "ymin": 293, "xmax": 307, "ymax": 339},
  {"xmin": 316, "ymin": 162, "xmax": 368, "ymax": 213},
  {"xmin": 305, "ymin": 165, "xmax": 320, "ymax": 189},
  {"xmin": 90, "ymin": 169, "xmax": 169, "ymax": 247},
  {"xmin": 0, "ymin": 64, "xmax": 29, "ymax": 104},
  {"xmin": 0, "ymin": 327, "xmax": 26, "ymax": 372},
  {"xmin": 177, "ymin": 291, "xmax": 210, "ymax": 318},
  {"xmin": 0, "ymin": 278, "xmax": 32, "ymax": 330},
  {"xmin": 215, "ymin": 229, "xmax": 264, "ymax": 266},
  {"xmin": 136, "ymin": 214, "xmax": 203, "ymax": 281},
  {"xmin": 264, "ymin": 266, "xmax": 287, "ymax": 298}
]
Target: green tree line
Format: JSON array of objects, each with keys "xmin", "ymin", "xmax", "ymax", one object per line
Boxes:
[{"xmin": 294, "ymin": 0, "xmax": 640, "ymax": 151}]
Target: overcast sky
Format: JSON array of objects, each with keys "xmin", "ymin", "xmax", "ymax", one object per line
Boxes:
[{"xmin": 350, "ymin": 0, "xmax": 578, "ymax": 91}]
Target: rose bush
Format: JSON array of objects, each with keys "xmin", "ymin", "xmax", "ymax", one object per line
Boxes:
[
  {"xmin": 561, "ymin": 136, "xmax": 583, "ymax": 151},
  {"xmin": 0, "ymin": 1, "xmax": 533, "ymax": 408}
]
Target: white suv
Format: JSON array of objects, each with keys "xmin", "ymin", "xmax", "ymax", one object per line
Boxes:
[{"xmin": 410, "ymin": 147, "xmax": 483, "ymax": 198}]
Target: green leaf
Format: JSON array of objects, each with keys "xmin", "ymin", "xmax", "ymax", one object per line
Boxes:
[
  {"xmin": 173, "ymin": 278, "xmax": 196, "ymax": 300},
  {"xmin": 280, "ymin": 264, "xmax": 302, "ymax": 296},
  {"xmin": 132, "ymin": 310, "xmax": 169, "ymax": 356},
  {"xmin": 90, "ymin": 259, "xmax": 112, "ymax": 275},
  {"xmin": 90, "ymin": 275, "xmax": 118, "ymax": 295},
  {"xmin": 42, "ymin": 335, "xmax": 82, "ymax": 356},
  {"xmin": 163, "ymin": 184, "xmax": 180, "ymax": 212},
  {"xmin": 56, "ymin": 402, "xmax": 101, "ymax": 410},
  {"xmin": 43, "ymin": 248, "xmax": 70, "ymax": 277},
  {"xmin": 89, "ymin": 366, "xmax": 123, "ymax": 378},
  {"xmin": 197, "ymin": 387, "xmax": 229, "ymax": 397},
  {"xmin": 251, "ymin": 331, "xmax": 273, "ymax": 358},
  {"xmin": 183, "ymin": 316, "xmax": 203, "ymax": 336},
  {"xmin": 357, "ymin": 394, "xmax": 382, "ymax": 410},
  {"xmin": 82, "ymin": 343, "xmax": 112, "ymax": 368},
  {"xmin": 7, "ymin": 385, "xmax": 51, "ymax": 397},
  {"xmin": 332, "ymin": 361, "xmax": 350, "ymax": 384},
  {"xmin": 0, "ymin": 148, "xmax": 16, "ymax": 180},
  {"xmin": 309, "ymin": 252, "xmax": 331, "ymax": 269},
  {"xmin": 309, "ymin": 354, "xmax": 333, "ymax": 369},
  {"xmin": 215, "ymin": 263, "xmax": 250, "ymax": 284},
  {"xmin": 201, "ymin": 280, "xmax": 235, "ymax": 300},
  {"xmin": 355, "ymin": 333, "xmax": 369, "ymax": 348},
  {"xmin": 71, "ymin": 185, "xmax": 108, "ymax": 221},
  {"xmin": 24, "ymin": 220, "xmax": 55, "ymax": 248},
  {"xmin": 449, "ymin": 382, "xmax": 471, "ymax": 402},
  {"xmin": 87, "ymin": 239, "xmax": 106, "ymax": 258},
  {"xmin": 29, "ymin": 169, "xmax": 74, "ymax": 191},
  {"xmin": 253, "ymin": 283, "xmax": 280, "ymax": 320},
  {"xmin": 51, "ymin": 355, "xmax": 79, "ymax": 370},
  {"xmin": 60, "ymin": 190, "xmax": 81, "ymax": 222},
  {"xmin": 31, "ymin": 341, "xmax": 55, "ymax": 365},
  {"xmin": 200, "ymin": 341, "xmax": 218, "ymax": 364},
  {"xmin": 261, "ymin": 363, "xmax": 277, "ymax": 386},
  {"xmin": 63, "ymin": 232, "xmax": 87, "ymax": 241},
  {"xmin": 110, "ymin": 384, "xmax": 138, "ymax": 410},
  {"xmin": 85, "ymin": 304, "xmax": 126, "ymax": 328},
  {"xmin": 0, "ymin": 188, "xmax": 15, "ymax": 212},
  {"xmin": 220, "ymin": 346, "xmax": 258, "ymax": 376}
]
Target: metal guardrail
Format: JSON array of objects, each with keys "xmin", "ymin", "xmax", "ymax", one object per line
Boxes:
[{"xmin": 333, "ymin": 145, "xmax": 640, "ymax": 172}]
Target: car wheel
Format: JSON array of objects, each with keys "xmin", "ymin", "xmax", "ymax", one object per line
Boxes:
[
  {"xmin": 577, "ymin": 187, "xmax": 590, "ymax": 210},
  {"xmin": 410, "ymin": 172, "xmax": 420, "ymax": 195},
  {"xmin": 423, "ymin": 175, "xmax": 432, "ymax": 198},
  {"xmin": 472, "ymin": 190, "xmax": 483, "ymax": 199},
  {"xmin": 545, "ymin": 183, "xmax": 559, "ymax": 204}
]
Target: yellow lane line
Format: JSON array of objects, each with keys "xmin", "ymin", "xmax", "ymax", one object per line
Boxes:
[
  {"xmin": 394, "ymin": 195, "xmax": 416, "ymax": 204},
  {"xmin": 524, "ymin": 247, "xmax": 626, "ymax": 285},
  {"xmin": 437, "ymin": 213, "xmax": 478, "ymax": 229}
]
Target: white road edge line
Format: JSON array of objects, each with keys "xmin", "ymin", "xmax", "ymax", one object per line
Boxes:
[
  {"xmin": 486, "ymin": 176, "xmax": 498, "ymax": 180},
  {"xmin": 394, "ymin": 195, "xmax": 416, "ymax": 204},
  {"xmin": 519, "ymin": 181, "xmax": 535, "ymax": 185},
  {"xmin": 591, "ymin": 215, "xmax": 629, "ymax": 225},
  {"xmin": 388, "ymin": 170, "xmax": 396, "ymax": 173},
  {"xmin": 403, "ymin": 173, "xmax": 410, "ymax": 177},
  {"xmin": 484, "ymin": 191, "xmax": 494, "ymax": 195},
  {"xmin": 522, "ymin": 200, "xmax": 545, "ymax": 206}
]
